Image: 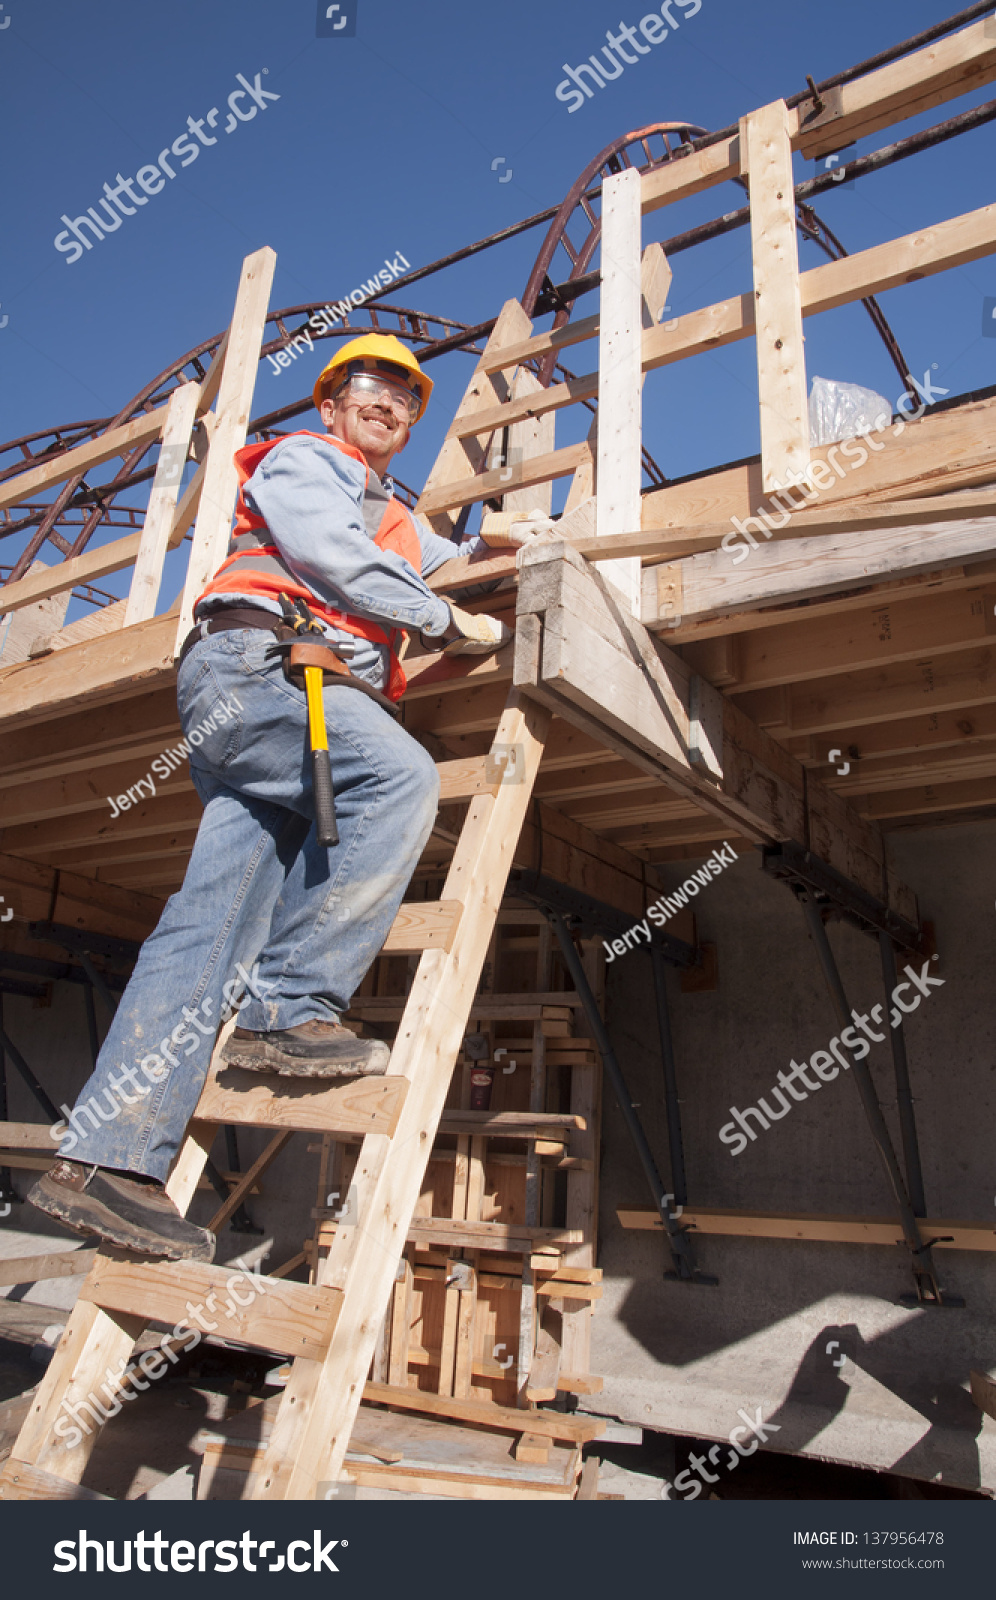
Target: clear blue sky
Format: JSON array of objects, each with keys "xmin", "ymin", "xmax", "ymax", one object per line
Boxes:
[{"xmin": 1, "ymin": 0, "xmax": 993, "ymax": 603}]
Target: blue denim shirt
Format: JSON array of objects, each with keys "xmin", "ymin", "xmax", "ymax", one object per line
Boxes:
[{"xmin": 196, "ymin": 432, "xmax": 477, "ymax": 691}]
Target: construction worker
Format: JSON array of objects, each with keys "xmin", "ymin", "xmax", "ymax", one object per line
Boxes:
[{"xmin": 29, "ymin": 333, "xmax": 550, "ymax": 1261}]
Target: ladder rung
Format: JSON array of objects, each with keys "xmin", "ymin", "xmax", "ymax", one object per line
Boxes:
[
  {"xmin": 317, "ymin": 1217, "xmax": 583, "ymax": 1252},
  {"xmin": 0, "ymin": 1460, "xmax": 112, "ymax": 1501},
  {"xmin": 381, "ymin": 899, "xmax": 462, "ymax": 954},
  {"xmin": 436, "ymin": 1111, "xmax": 587, "ymax": 1139},
  {"xmin": 78, "ymin": 1257, "xmax": 341, "ymax": 1360},
  {"xmin": 195, "ymin": 1067, "xmax": 408, "ymax": 1138},
  {"xmin": 436, "ymin": 754, "xmax": 501, "ymax": 803},
  {"xmin": 346, "ymin": 992, "xmax": 583, "ymax": 1021}
]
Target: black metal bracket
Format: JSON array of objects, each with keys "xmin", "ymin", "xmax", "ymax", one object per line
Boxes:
[
  {"xmin": 509, "ymin": 871, "xmax": 698, "ymax": 969},
  {"xmin": 508, "ymin": 873, "xmax": 716, "ymax": 1285},
  {"xmin": 761, "ymin": 841, "xmax": 928, "ymax": 957},
  {"xmin": 790, "ymin": 884, "xmax": 962, "ymax": 1309}
]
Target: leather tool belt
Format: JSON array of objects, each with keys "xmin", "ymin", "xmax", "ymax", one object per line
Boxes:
[{"xmin": 177, "ymin": 606, "xmax": 399, "ymax": 716}]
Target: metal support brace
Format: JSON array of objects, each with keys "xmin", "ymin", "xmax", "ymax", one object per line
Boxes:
[
  {"xmin": 546, "ymin": 909, "xmax": 714, "ymax": 1285},
  {"xmin": 649, "ymin": 940, "xmax": 687, "ymax": 1210},
  {"xmin": 224, "ymin": 1125, "xmax": 263, "ymax": 1235},
  {"xmin": 799, "ymin": 893, "xmax": 961, "ymax": 1308},
  {"xmin": 879, "ymin": 932, "xmax": 928, "ymax": 1219},
  {"xmin": 82, "ymin": 981, "xmax": 100, "ymax": 1070},
  {"xmin": 0, "ymin": 999, "xmax": 18, "ymax": 1208},
  {"xmin": 0, "ymin": 1018, "xmax": 60, "ymax": 1124}
]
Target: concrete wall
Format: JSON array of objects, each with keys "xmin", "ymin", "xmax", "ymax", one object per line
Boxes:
[{"xmin": 590, "ymin": 818, "xmax": 996, "ymax": 1492}]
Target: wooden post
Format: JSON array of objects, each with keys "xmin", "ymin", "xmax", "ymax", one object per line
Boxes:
[
  {"xmin": 417, "ymin": 300, "xmax": 534, "ymax": 538},
  {"xmin": 565, "ymin": 243, "xmax": 671, "ymax": 515},
  {"xmin": 595, "ymin": 169, "xmax": 643, "ymax": 616},
  {"xmin": 174, "ymin": 247, "xmax": 276, "ymax": 652},
  {"xmin": 124, "ymin": 381, "xmax": 203, "ymax": 627},
  {"xmin": 741, "ymin": 100, "xmax": 809, "ymax": 496}
]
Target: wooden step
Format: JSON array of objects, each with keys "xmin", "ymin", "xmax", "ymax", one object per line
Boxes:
[
  {"xmin": 194, "ymin": 1063, "xmax": 408, "ymax": 1137},
  {"xmin": 78, "ymin": 1255, "xmax": 341, "ymax": 1360},
  {"xmin": 0, "ymin": 1460, "xmax": 112, "ymax": 1501},
  {"xmin": 436, "ymin": 1111, "xmax": 586, "ymax": 1139},
  {"xmin": 436, "ymin": 754, "xmax": 503, "ymax": 803},
  {"xmin": 318, "ymin": 1216, "xmax": 583, "ymax": 1252},
  {"xmin": 381, "ymin": 898, "xmax": 462, "ymax": 953},
  {"xmin": 362, "ymin": 1381, "xmax": 605, "ymax": 1443},
  {"xmin": 346, "ymin": 992, "xmax": 583, "ymax": 1022}
]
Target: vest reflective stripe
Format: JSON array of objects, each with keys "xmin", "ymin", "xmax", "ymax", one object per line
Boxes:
[{"xmin": 195, "ymin": 431, "xmax": 422, "ymax": 702}]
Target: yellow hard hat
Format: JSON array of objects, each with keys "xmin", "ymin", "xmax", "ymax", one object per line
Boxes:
[{"xmin": 312, "ymin": 333, "xmax": 433, "ymax": 424}]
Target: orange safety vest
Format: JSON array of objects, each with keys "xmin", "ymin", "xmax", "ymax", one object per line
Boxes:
[{"xmin": 195, "ymin": 431, "xmax": 423, "ymax": 702}]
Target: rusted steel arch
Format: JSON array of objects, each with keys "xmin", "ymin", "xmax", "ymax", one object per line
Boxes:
[
  {"xmin": 521, "ymin": 122, "xmax": 708, "ymax": 387},
  {"xmin": 795, "ymin": 204, "xmax": 914, "ymax": 398},
  {"xmin": 2, "ymin": 304, "xmax": 482, "ymax": 583}
]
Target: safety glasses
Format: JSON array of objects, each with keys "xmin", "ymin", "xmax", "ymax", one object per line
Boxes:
[{"xmin": 333, "ymin": 372, "xmax": 419, "ymax": 423}]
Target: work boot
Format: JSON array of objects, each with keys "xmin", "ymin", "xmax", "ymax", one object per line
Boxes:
[
  {"xmin": 220, "ymin": 1020, "xmax": 390, "ymax": 1079},
  {"xmin": 27, "ymin": 1162, "xmax": 215, "ymax": 1262}
]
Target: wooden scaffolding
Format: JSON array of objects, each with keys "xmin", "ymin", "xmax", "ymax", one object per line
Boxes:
[{"xmin": 2, "ymin": 12, "xmax": 996, "ymax": 1498}]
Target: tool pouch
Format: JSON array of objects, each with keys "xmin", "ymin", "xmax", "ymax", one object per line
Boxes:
[{"xmin": 264, "ymin": 629, "xmax": 401, "ymax": 717}]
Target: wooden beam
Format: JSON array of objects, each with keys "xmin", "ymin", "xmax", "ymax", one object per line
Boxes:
[
  {"xmin": 195, "ymin": 1064, "xmax": 409, "ymax": 1139},
  {"xmin": 175, "ymin": 247, "xmax": 277, "ymax": 647},
  {"xmin": 0, "ymin": 467, "xmax": 204, "ymax": 620},
  {"xmin": 859, "ymin": 774, "xmax": 996, "ymax": 821},
  {"xmin": 792, "ymin": 15, "xmax": 996, "ymax": 160},
  {"xmin": 361, "ymin": 1380, "xmax": 605, "ymax": 1443},
  {"xmin": 124, "ymin": 380, "xmax": 201, "ymax": 626},
  {"xmin": 416, "ymin": 442, "xmax": 589, "ymax": 518},
  {"xmin": 790, "ymin": 702, "xmax": 996, "ymax": 768},
  {"xmin": 639, "ymin": 204, "xmax": 996, "ymax": 386},
  {"xmin": 0, "ymin": 614, "xmax": 176, "ymax": 735},
  {"xmin": 641, "ymin": 134, "xmax": 740, "ymax": 214},
  {"xmin": 594, "ymin": 168, "xmax": 643, "ymax": 615},
  {"xmin": 0, "ymin": 1249, "xmax": 97, "ymax": 1288},
  {"xmin": 735, "ymin": 644, "xmax": 996, "ymax": 736},
  {"xmin": 683, "ymin": 585, "xmax": 996, "ymax": 695},
  {"xmin": 79, "ymin": 1257, "xmax": 341, "ymax": 1360},
  {"xmin": 618, "ymin": 1202, "xmax": 996, "ymax": 1252},
  {"xmin": 514, "ymin": 542, "xmax": 913, "ymax": 909},
  {"xmin": 742, "ymin": 100, "xmax": 809, "ymax": 494},
  {"xmin": 418, "ymin": 299, "xmax": 533, "ymax": 535},
  {"xmin": 0, "ymin": 408, "xmax": 169, "ymax": 513},
  {"xmin": 828, "ymin": 739, "xmax": 996, "ymax": 797},
  {"xmin": 651, "ymin": 517, "xmax": 996, "ymax": 629},
  {"xmin": 0, "ymin": 850, "xmax": 162, "ymax": 940},
  {"xmin": 475, "ymin": 312, "xmax": 599, "ymax": 378}
]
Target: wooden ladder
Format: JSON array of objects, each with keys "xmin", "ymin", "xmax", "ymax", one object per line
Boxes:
[{"xmin": 0, "ymin": 694, "xmax": 551, "ymax": 1501}]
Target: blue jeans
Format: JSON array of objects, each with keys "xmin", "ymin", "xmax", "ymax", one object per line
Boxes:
[{"xmin": 58, "ymin": 628, "xmax": 439, "ymax": 1181}]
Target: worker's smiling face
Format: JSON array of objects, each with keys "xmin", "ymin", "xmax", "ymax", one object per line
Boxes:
[{"xmin": 321, "ymin": 372, "xmax": 412, "ymax": 476}]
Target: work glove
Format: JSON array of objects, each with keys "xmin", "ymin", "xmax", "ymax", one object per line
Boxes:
[
  {"xmin": 441, "ymin": 603, "xmax": 512, "ymax": 656},
  {"xmin": 478, "ymin": 508, "xmax": 558, "ymax": 549}
]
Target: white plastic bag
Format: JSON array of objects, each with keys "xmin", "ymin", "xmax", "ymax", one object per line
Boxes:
[{"xmin": 808, "ymin": 375, "xmax": 892, "ymax": 446}]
